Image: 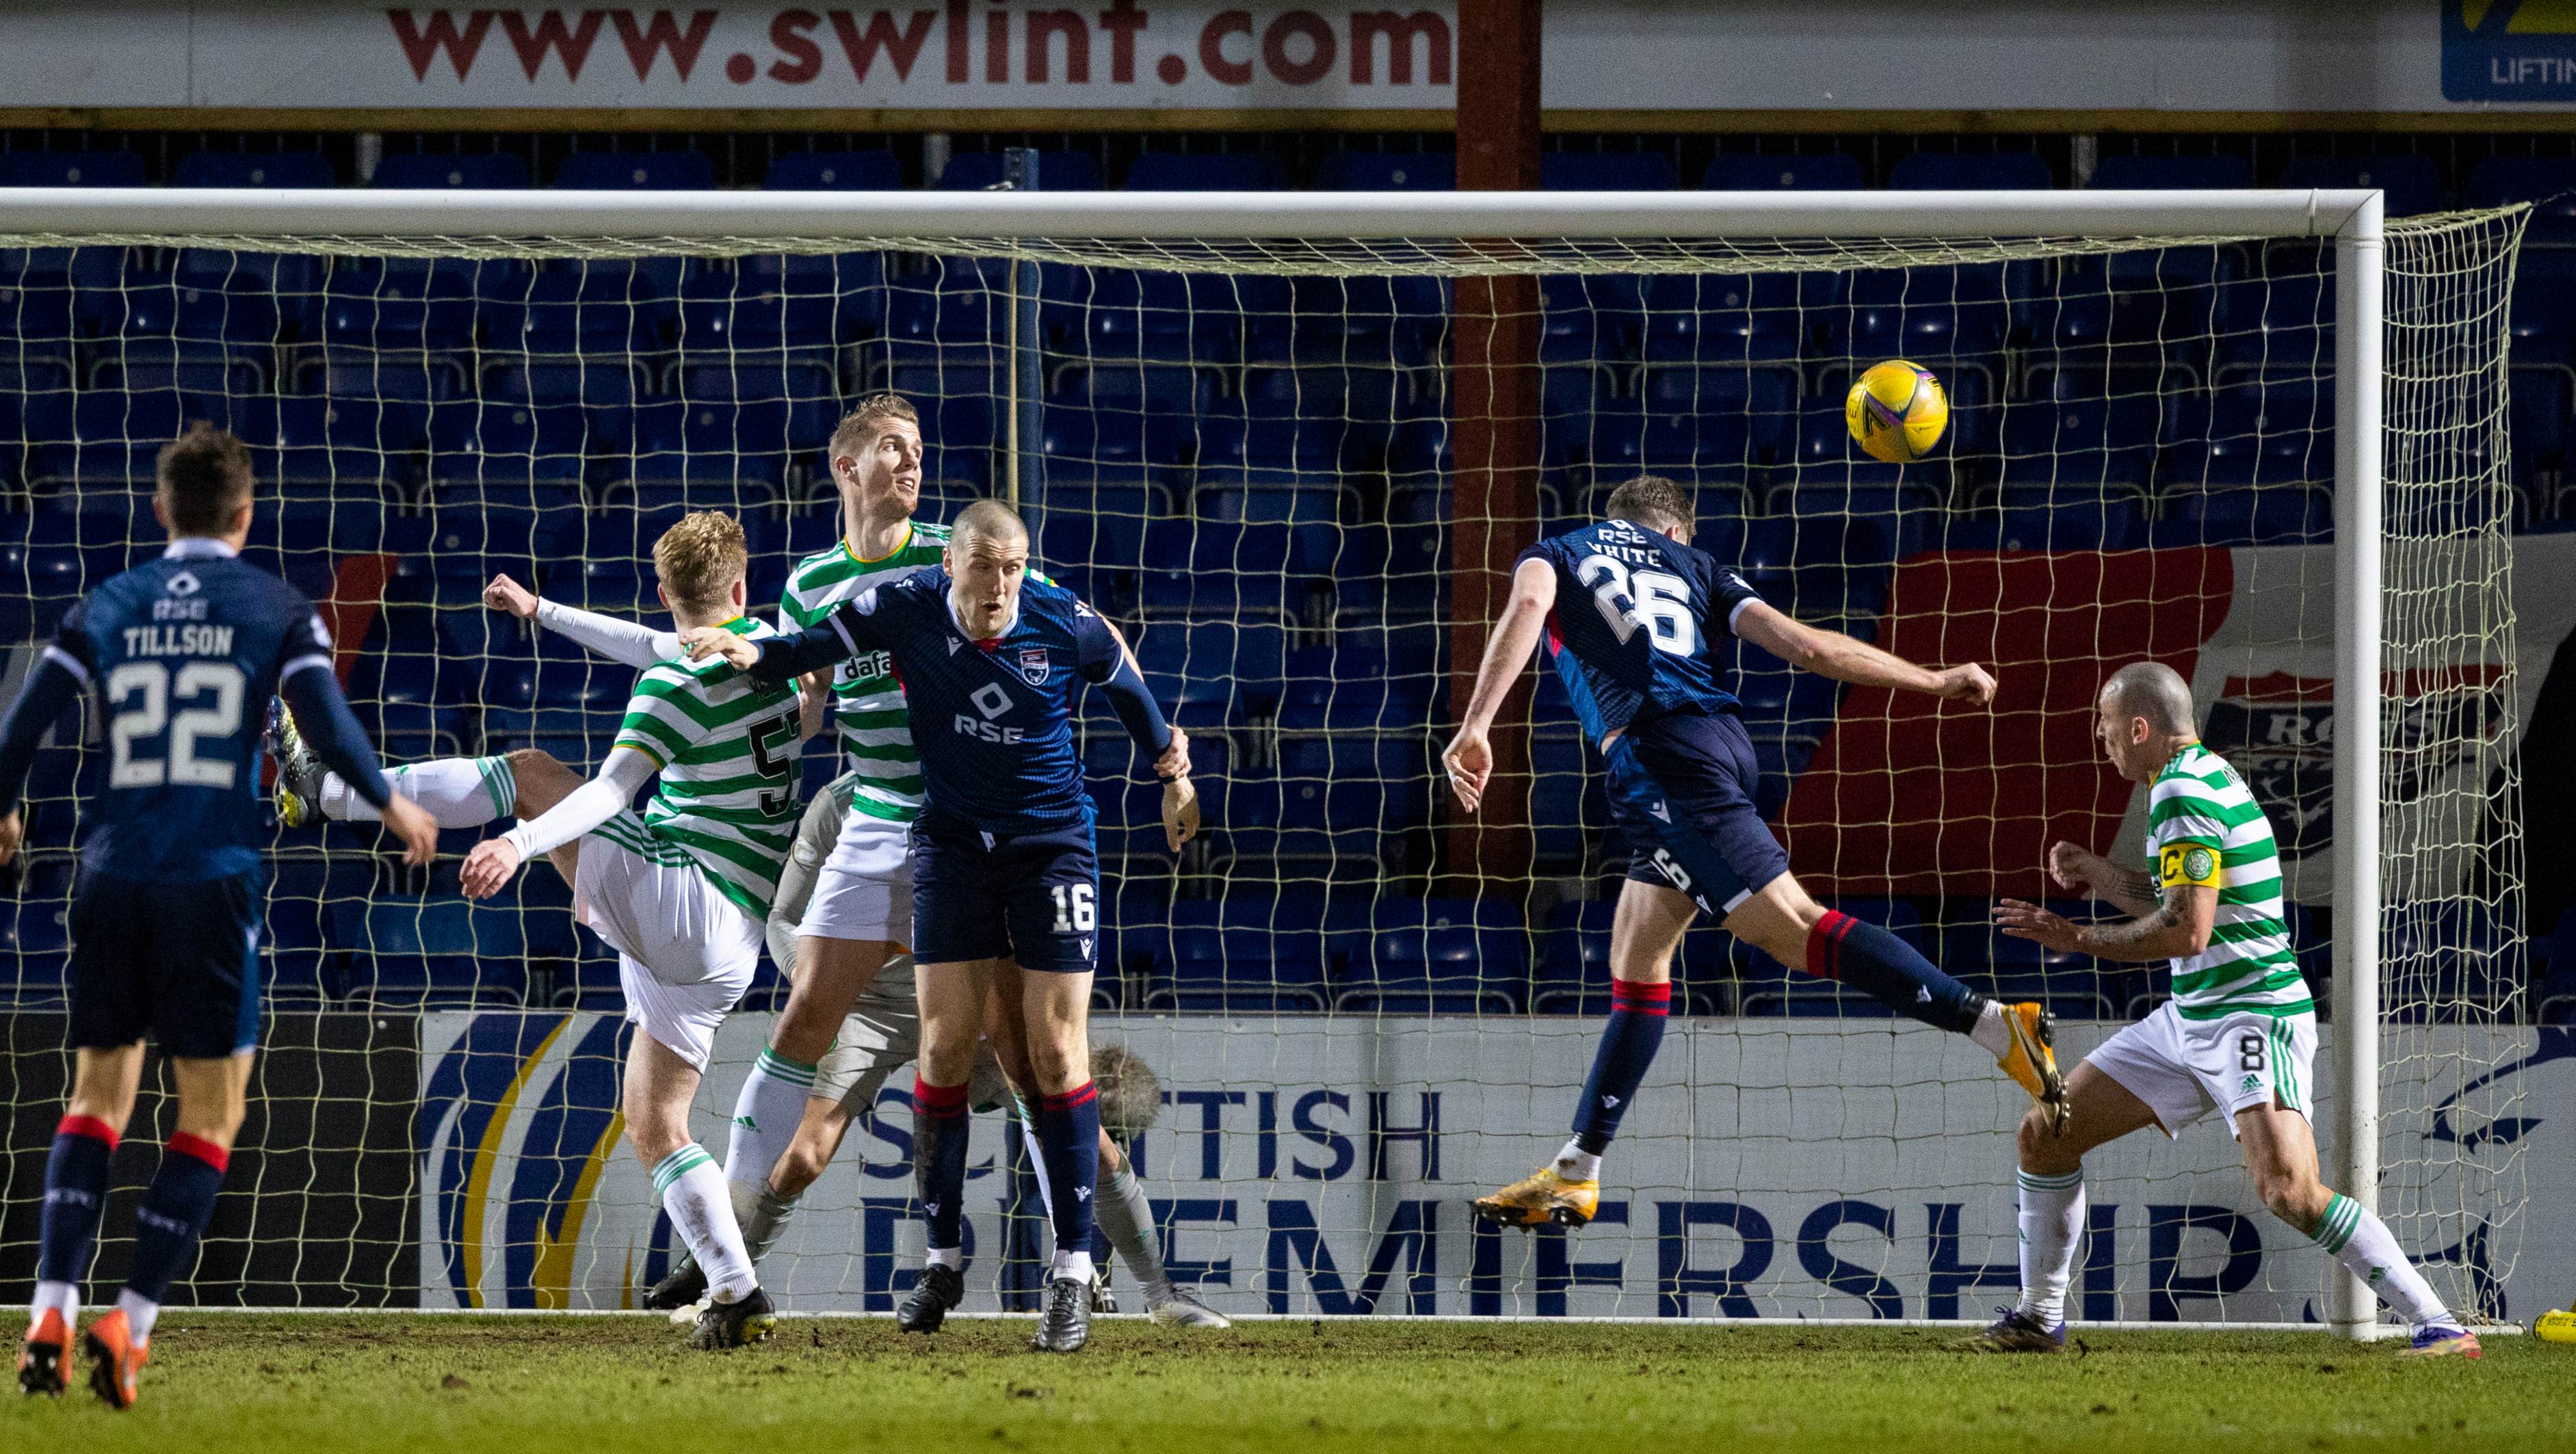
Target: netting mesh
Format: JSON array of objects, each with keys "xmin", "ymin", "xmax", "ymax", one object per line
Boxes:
[{"xmin": 0, "ymin": 206, "xmax": 2533, "ymax": 1323}]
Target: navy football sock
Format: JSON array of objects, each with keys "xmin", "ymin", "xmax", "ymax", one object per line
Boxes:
[
  {"xmin": 913, "ymin": 1075, "xmax": 971, "ymax": 1253},
  {"xmin": 1570, "ymin": 979, "xmax": 1670, "ymax": 1155},
  {"xmin": 1806, "ymin": 909, "xmax": 1983, "ymax": 1033},
  {"xmin": 1032, "ymin": 1081, "xmax": 1102, "ymax": 1267},
  {"xmin": 122, "ymin": 1133, "xmax": 227, "ymax": 1314},
  {"xmin": 36, "ymin": 1115, "xmax": 119, "ymax": 1292}
]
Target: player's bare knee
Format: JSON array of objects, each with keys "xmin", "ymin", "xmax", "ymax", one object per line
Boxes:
[
  {"xmin": 770, "ymin": 996, "xmax": 839, "ymax": 1064},
  {"xmin": 2254, "ymin": 1166, "xmax": 2328, "ymax": 1231},
  {"xmin": 772, "ymin": 1139, "xmax": 828, "ymax": 1198},
  {"xmin": 2016, "ymin": 1105, "xmax": 2081, "ymax": 1174}
]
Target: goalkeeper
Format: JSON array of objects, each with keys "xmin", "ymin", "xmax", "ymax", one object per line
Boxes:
[{"xmin": 643, "ymin": 770, "xmax": 1228, "ymax": 1330}]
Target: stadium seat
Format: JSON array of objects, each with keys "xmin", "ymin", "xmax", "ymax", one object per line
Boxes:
[
  {"xmin": 1139, "ymin": 899, "xmax": 1333, "ymax": 1014},
  {"xmin": 1993, "ymin": 397, "xmax": 2161, "ymax": 492},
  {"xmin": 1311, "ymin": 152, "xmax": 1455, "ymax": 191},
  {"xmin": 1839, "ymin": 264, "xmax": 2012, "ymax": 360},
  {"xmin": 2170, "ymin": 385, "xmax": 2330, "ymax": 488},
  {"xmin": 172, "ymin": 150, "xmax": 337, "ymax": 189},
  {"xmin": 1887, "ymin": 152, "xmax": 2055, "ymax": 191},
  {"xmin": 0, "ymin": 150, "xmax": 147, "ymax": 188},
  {"xmin": 1699, "ymin": 153, "xmax": 1867, "ymax": 191},
  {"xmin": 1333, "ymin": 899, "xmax": 1525, "ymax": 1015},
  {"xmin": 1125, "ymin": 152, "xmax": 1289, "ymax": 191},
  {"xmin": 2088, "ymin": 154, "xmax": 2252, "ymax": 191},
  {"xmin": 2465, "ymin": 156, "xmax": 2576, "ymax": 241},
  {"xmin": 1941, "ymin": 905, "xmax": 2118, "ymax": 1021},
  {"xmin": 553, "ymin": 151, "xmax": 716, "ymax": 190},
  {"xmin": 1639, "ymin": 272, "xmax": 1815, "ymax": 363},
  {"xmin": 370, "ymin": 153, "xmax": 533, "ymax": 189},
  {"xmin": 321, "ymin": 256, "xmax": 480, "ymax": 351},
  {"xmin": 763, "ymin": 150, "xmax": 904, "ymax": 190},
  {"xmin": 1542, "ymin": 152, "xmax": 1678, "ymax": 191},
  {"xmin": 2276, "ymin": 154, "xmax": 2443, "ymax": 218},
  {"xmin": 934, "ymin": 150, "xmax": 1103, "ymax": 191},
  {"xmin": 2153, "ymin": 485, "xmax": 2330, "ymax": 546},
  {"xmin": 336, "ymin": 896, "xmax": 527, "ymax": 1007}
]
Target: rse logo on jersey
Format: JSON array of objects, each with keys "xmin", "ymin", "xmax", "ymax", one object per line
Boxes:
[
  {"xmin": 2158, "ymin": 843, "xmax": 2222, "ymax": 889},
  {"xmin": 956, "ymin": 680, "xmax": 1025, "ymax": 743}
]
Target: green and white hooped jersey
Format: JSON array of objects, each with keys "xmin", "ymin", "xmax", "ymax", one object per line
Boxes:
[
  {"xmin": 610, "ymin": 616, "xmax": 802, "ymax": 921},
  {"xmin": 778, "ymin": 520, "xmax": 948, "ymax": 825},
  {"xmin": 2145, "ymin": 741, "xmax": 2311, "ymax": 1020}
]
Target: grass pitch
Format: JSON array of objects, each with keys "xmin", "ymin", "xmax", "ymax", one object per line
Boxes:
[{"xmin": 4, "ymin": 1314, "xmax": 2563, "ymax": 1453}]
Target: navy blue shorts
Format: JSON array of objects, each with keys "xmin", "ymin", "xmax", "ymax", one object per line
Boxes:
[
  {"xmin": 67, "ymin": 869, "xmax": 263, "ymax": 1059},
  {"xmin": 1606, "ymin": 711, "xmax": 1792, "ymax": 919},
  {"xmin": 910, "ymin": 809, "xmax": 1101, "ymax": 974}
]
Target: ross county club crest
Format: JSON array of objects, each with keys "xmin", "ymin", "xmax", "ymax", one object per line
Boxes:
[{"xmin": 1017, "ymin": 647, "xmax": 1051, "ymax": 686}]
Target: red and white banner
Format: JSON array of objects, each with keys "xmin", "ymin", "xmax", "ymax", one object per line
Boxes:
[
  {"xmin": 1782, "ymin": 534, "xmax": 2576, "ymax": 906},
  {"xmin": 0, "ymin": 2, "xmax": 2533, "ymax": 117}
]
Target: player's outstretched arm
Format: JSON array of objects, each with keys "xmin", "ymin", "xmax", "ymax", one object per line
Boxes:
[
  {"xmin": 278, "ymin": 658, "xmax": 438, "ymax": 867},
  {"xmin": 1079, "ymin": 610, "xmax": 1198, "ymax": 849},
  {"xmin": 1995, "ymin": 883, "xmax": 2214, "ymax": 963},
  {"xmin": 683, "ymin": 598, "xmax": 873, "ymax": 681},
  {"xmin": 1733, "ymin": 601, "xmax": 1996, "ymax": 704},
  {"xmin": 460, "ymin": 746, "xmax": 658, "ymax": 897},
  {"xmin": 2047, "ymin": 839, "xmax": 2159, "ymax": 917},
  {"xmin": 489, "ymin": 573, "xmax": 681, "ymax": 669},
  {"xmin": 1443, "ymin": 557, "xmax": 1558, "ymax": 815},
  {"xmin": 0, "ymin": 640, "xmax": 86, "ymax": 867}
]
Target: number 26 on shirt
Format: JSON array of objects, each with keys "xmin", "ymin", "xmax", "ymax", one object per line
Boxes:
[{"xmin": 1576, "ymin": 553, "xmax": 1698, "ymax": 657}]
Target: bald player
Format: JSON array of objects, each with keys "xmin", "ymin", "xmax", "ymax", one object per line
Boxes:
[{"xmin": 1964, "ymin": 661, "xmax": 2479, "ymax": 1356}]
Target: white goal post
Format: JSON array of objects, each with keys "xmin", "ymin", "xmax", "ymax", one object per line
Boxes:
[{"xmin": 0, "ymin": 185, "xmax": 2520, "ymax": 1338}]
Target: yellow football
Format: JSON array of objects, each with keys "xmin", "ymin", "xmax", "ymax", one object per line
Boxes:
[{"xmin": 1843, "ymin": 359, "xmax": 1949, "ymax": 464}]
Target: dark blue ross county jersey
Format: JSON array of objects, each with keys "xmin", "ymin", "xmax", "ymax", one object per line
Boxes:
[
  {"xmin": 754, "ymin": 568, "xmax": 1133, "ymax": 835},
  {"xmin": 47, "ymin": 542, "xmax": 338, "ymax": 881},
  {"xmin": 1519, "ymin": 518, "xmax": 1765, "ymax": 743}
]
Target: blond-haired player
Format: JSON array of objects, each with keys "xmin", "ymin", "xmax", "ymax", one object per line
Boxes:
[{"xmin": 276, "ymin": 512, "xmax": 804, "ymax": 1350}]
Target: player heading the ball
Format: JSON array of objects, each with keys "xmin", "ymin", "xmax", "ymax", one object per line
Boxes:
[
  {"xmin": 683, "ymin": 498, "xmax": 1195, "ymax": 1354},
  {"xmin": 1966, "ymin": 663, "xmax": 2480, "ymax": 1357},
  {"xmin": 1, "ymin": 425, "xmax": 437, "ymax": 1408},
  {"xmin": 1445, "ymin": 474, "xmax": 2062, "ymax": 1234}
]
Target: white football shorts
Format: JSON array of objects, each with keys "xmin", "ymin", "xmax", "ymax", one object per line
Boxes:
[
  {"xmin": 573, "ymin": 810, "xmax": 763, "ymax": 1072},
  {"xmin": 801, "ymin": 801, "xmax": 915, "ymax": 947},
  {"xmin": 2086, "ymin": 1001, "xmax": 2317, "ymax": 1141}
]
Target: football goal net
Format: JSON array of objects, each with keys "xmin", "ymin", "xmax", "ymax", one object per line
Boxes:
[{"xmin": 0, "ymin": 183, "xmax": 2535, "ymax": 1337}]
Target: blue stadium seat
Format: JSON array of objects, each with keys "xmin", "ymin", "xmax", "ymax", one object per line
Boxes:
[
  {"xmin": 0, "ymin": 151, "xmax": 147, "ymax": 188},
  {"xmin": 1949, "ymin": 489, "xmax": 2147, "ymax": 552},
  {"xmin": 425, "ymin": 400, "xmax": 590, "ymax": 493},
  {"xmin": 488, "ymin": 256, "xmax": 681, "ymax": 354},
  {"xmin": 172, "ymin": 151, "xmax": 337, "ymax": 189},
  {"xmin": 336, "ymin": 896, "xmax": 527, "ymax": 1007},
  {"xmin": 1125, "ymin": 152, "xmax": 1288, "ymax": 190},
  {"xmin": 371, "ymin": 153, "xmax": 531, "ymax": 189},
  {"xmin": 1889, "ymin": 152, "xmax": 2054, "ymax": 191},
  {"xmin": 1139, "ymin": 899, "xmax": 1333, "ymax": 1014},
  {"xmin": 1993, "ymin": 397, "xmax": 2160, "ymax": 491},
  {"xmin": 1333, "ymin": 898, "xmax": 1525, "ymax": 1015},
  {"xmin": 1699, "ymin": 153, "xmax": 1865, "ymax": 191},
  {"xmin": 2172, "ymin": 386, "xmax": 2330, "ymax": 488},
  {"xmin": 2466, "ymin": 156, "xmax": 2576, "ymax": 241},
  {"xmin": 554, "ymin": 151, "xmax": 715, "ymax": 190},
  {"xmin": 1840, "ymin": 264, "xmax": 2012, "ymax": 359},
  {"xmin": 763, "ymin": 150, "xmax": 904, "ymax": 190},
  {"xmin": 1311, "ymin": 152, "xmax": 1454, "ymax": 191},
  {"xmin": 1272, "ymin": 274, "xmax": 1447, "ymax": 367},
  {"xmin": 482, "ymin": 354, "xmax": 644, "ymax": 412},
  {"xmin": 321, "ymin": 256, "xmax": 479, "ymax": 351},
  {"xmin": 2088, "ymin": 154, "xmax": 2252, "ymax": 191},
  {"xmin": 2276, "ymin": 154, "xmax": 2442, "ymax": 218},
  {"xmin": 1542, "ymin": 152, "xmax": 1678, "ymax": 191},
  {"xmin": 2153, "ymin": 486, "xmax": 2330, "ymax": 546},
  {"xmin": 1941, "ymin": 904, "xmax": 2118, "ymax": 1021},
  {"xmin": 2212, "ymin": 272, "xmax": 2333, "ymax": 380},
  {"xmin": 934, "ymin": 150, "xmax": 1103, "ymax": 191},
  {"xmin": 1639, "ymin": 272, "xmax": 1814, "ymax": 363}
]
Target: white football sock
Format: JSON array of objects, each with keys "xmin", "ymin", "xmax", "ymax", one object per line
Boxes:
[
  {"xmin": 31, "ymin": 1279, "xmax": 77, "ymax": 1324},
  {"xmin": 925, "ymin": 1245, "xmax": 962, "ymax": 1271},
  {"xmin": 2013, "ymin": 1167, "xmax": 2086, "ymax": 1326},
  {"xmin": 114, "ymin": 1288, "xmax": 159, "ymax": 1345},
  {"xmin": 1094, "ymin": 1161, "xmax": 1164, "ymax": 1286},
  {"xmin": 1049, "ymin": 1247, "xmax": 1094, "ymax": 1284},
  {"xmin": 723, "ymin": 1048, "xmax": 817, "ymax": 1200},
  {"xmin": 1553, "ymin": 1139, "xmax": 1601, "ymax": 1182},
  {"xmin": 1969, "ymin": 1000, "xmax": 2011, "ymax": 1059},
  {"xmin": 325, "ymin": 756, "xmax": 514, "ymax": 828},
  {"xmin": 2312, "ymin": 1193, "xmax": 2454, "ymax": 1330},
  {"xmin": 653, "ymin": 1145, "xmax": 756, "ymax": 1305}
]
